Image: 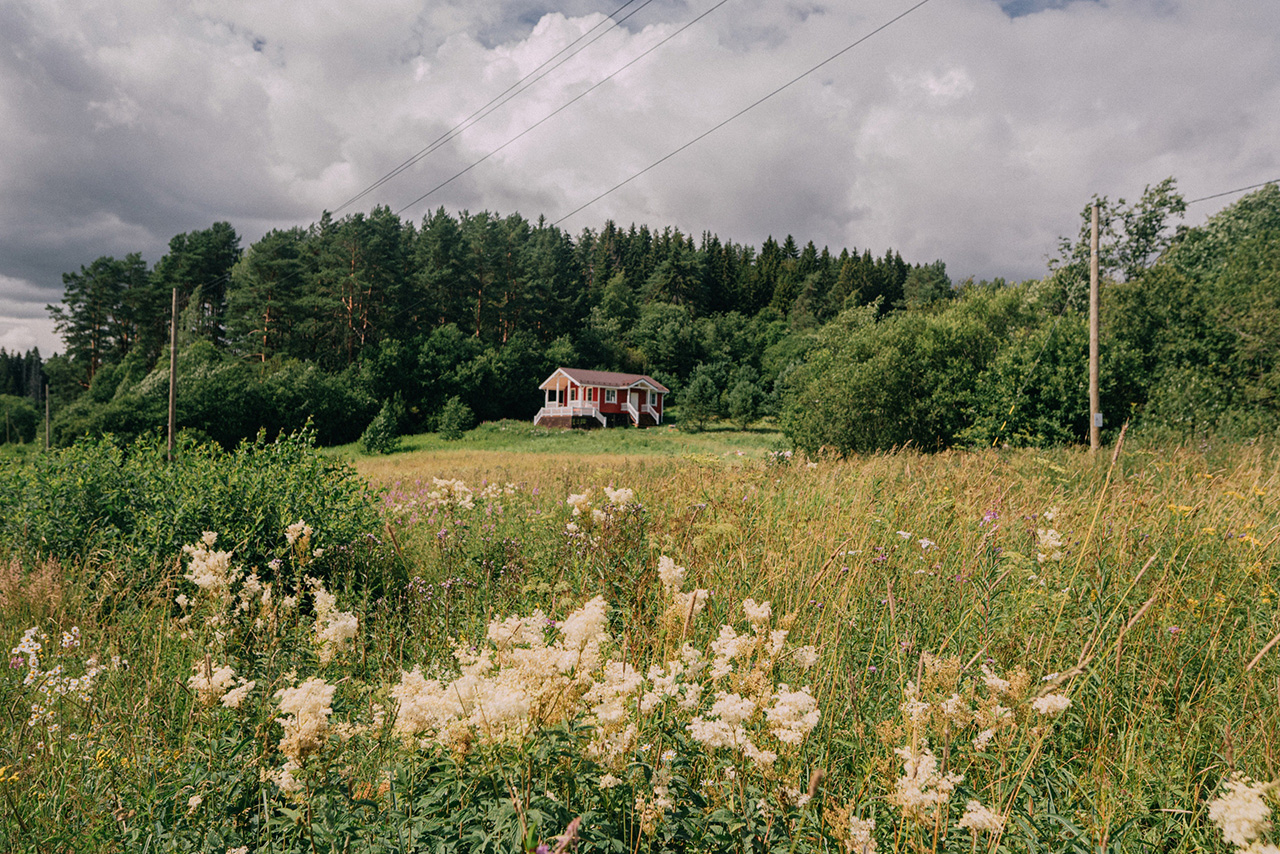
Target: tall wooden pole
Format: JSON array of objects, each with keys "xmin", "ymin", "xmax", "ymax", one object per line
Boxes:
[
  {"xmin": 1089, "ymin": 202, "xmax": 1101, "ymax": 453},
  {"xmin": 168, "ymin": 287, "xmax": 178, "ymax": 462},
  {"xmin": 44, "ymin": 383, "xmax": 49, "ymax": 451}
]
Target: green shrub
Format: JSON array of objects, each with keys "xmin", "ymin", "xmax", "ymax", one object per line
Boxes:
[
  {"xmin": 437, "ymin": 395, "xmax": 474, "ymax": 440},
  {"xmin": 0, "ymin": 394, "xmax": 38, "ymax": 444},
  {"xmin": 360, "ymin": 397, "xmax": 404, "ymax": 455},
  {"xmin": 0, "ymin": 427, "xmax": 382, "ymax": 581}
]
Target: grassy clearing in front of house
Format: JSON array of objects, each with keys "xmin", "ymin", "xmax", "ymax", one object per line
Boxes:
[{"xmin": 1, "ymin": 430, "xmax": 1278, "ymax": 852}]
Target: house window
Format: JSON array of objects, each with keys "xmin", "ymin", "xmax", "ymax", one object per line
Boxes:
[
  {"xmin": 605, "ymin": 389, "xmax": 616, "ymax": 403},
  {"xmin": 571, "ymin": 387, "xmax": 578, "ymax": 401}
]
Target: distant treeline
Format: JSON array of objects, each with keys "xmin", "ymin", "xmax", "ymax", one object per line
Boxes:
[
  {"xmin": 29, "ymin": 179, "xmax": 1280, "ymax": 452},
  {"xmin": 38, "ymin": 207, "xmax": 945, "ymax": 447}
]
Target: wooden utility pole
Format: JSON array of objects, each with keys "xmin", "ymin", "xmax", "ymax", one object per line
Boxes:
[
  {"xmin": 1089, "ymin": 202, "xmax": 1101, "ymax": 453},
  {"xmin": 168, "ymin": 287, "xmax": 178, "ymax": 462}
]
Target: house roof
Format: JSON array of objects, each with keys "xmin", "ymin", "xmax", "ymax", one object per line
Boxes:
[{"xmin": 540, "ymin": 367, "xmax": 670, "ymax": 393}]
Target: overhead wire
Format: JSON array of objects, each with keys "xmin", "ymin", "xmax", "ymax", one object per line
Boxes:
[
  {"xmin": 1186, "ymin": 179, "xmax": 1279, "ymax": 205},
  {"xmin": 334, "ymin": 0, "xmax": 655, "ymax": 215},
  {"xmin": 553, "ymin": 0, "xmax": 936, "ymax": 227},
  {"xmin": 395, "ymin": 0, "xmax": 734, "ymax": 218}
]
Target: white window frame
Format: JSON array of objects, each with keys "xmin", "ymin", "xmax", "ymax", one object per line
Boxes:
[{"xmin": 605, "ymin": 388, "xmax": 617, "ymax": 403}]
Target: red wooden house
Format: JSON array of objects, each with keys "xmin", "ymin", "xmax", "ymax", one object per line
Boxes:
[{"xmin": 535, "ymin": 368, "xmax": 668, "ymax": 428}]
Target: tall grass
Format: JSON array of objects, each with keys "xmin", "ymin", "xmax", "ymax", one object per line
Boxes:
[{"xmin": 1, "ymin": 432, "xmax": 1276, "ymax": 852}]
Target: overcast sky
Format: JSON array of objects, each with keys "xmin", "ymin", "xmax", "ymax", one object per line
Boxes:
[{"xmin": 2, "ymin": 0, "xmax": 1278, "ymax": 355}]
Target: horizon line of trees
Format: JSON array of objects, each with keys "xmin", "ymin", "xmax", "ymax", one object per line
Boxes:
[
  {"xmin": 21, "ymin": 177, "xmax": 1280, "ymax": 454},
  {"xmin": 36, "ymin": 207, "xmax": 952, "ymax": 448}
]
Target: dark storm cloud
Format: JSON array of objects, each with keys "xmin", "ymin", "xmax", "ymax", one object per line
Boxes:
[{"xmin": 1, "ymin": 0, "xmax": 1277, "ymax": 353}]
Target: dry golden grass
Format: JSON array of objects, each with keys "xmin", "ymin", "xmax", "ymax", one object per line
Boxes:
[{"xmin": 0, "ymin": 556, "xmax": 66, "ymax": 621}]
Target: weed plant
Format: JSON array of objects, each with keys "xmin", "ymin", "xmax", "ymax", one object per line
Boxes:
[{"xmin": 0, "ymin": 432, "xmax": 1277, "ymax": 852}]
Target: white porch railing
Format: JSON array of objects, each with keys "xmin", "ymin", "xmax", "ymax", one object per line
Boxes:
[
  {"xmin": 623, "ymin": 400, "xmax": 639, "ymax": 425},
  {"xmin": 642, "ymin": 403, "xmax": 661, "ymax": 424},
  {"xmin": 535, "ymin": 404, "xmax": 606, "ymax": 426}
]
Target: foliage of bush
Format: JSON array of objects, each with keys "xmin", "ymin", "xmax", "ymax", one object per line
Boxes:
[
  {"xmin": 679, "ymin": 369, "xmax": 719, "ymax": 432},
  {"xmin": 437, "ymin": 395, "xmax": 474, "ymax": 440},
  {"xmin": 360, "ymin": 396, "xmax": 404, "ymax": 455},
  {"xmin": 780, "ymin": 292, "xmax": 1030, "ymax": 454},
  {"xmin": 50, "ymin": 347, "xmax": 377, "ymax": 450},
  {"xmin": 0, "ymin": 394, "xmax": 38, "ymax": 444},
  {"xmin": 778, "ymin": 184, "xmax": 1280, "ymax": 454},
  {"xmin": 0, "ymin": 427, "xmax": 382, "ymax": 581}
]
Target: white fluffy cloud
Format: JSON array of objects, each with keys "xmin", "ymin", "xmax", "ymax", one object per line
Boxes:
[{"xmin": 2, "ymin": 0, "xmax": 1278, "ymax": 354}]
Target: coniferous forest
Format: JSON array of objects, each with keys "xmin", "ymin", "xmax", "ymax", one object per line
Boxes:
[{"xmin": 18, "ymin": 179, "xmax": 1280, "ymax": 452}]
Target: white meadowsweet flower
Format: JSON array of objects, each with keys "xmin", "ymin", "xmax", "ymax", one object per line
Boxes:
[
  {"xmin": 765, "ymin": 684, "xmax": 820, "ymax": 745},
  {"xmin": 603, "ymin": 485, "xmax": 634, "ymax": 506},
  {"xmin": 1036, "ymin": 528, "xmax": 1064, "ymax": 563},
  {"xmin": 566, "ymin": 492, "xmax": 591, "ymax": 516},
  {"xmin": 220, "ymin": 680, "xmax": 256, "ymax": 709},
  {"xmin": 792, "ymin": 645, "xmax": 819, "ymax": 669},
  {"xmin": 657, "ymin": 555, "xmax": 686, "ymax": 596},
  {"xmin": 742, "ymin": 598, "xmax": 772, "ymax": 628},
  {"xmin": 1032, "ymin": 693, "xmax": 1072, "ymax": 716},
  {"xmin": 189, "ymin": 662, "xmax": 240, "ymax": 706},
  {"xmin": 285, "ymin": 520, "xmax": 312, "ymax": 547},
  {"xmin": 981, "ymin": 664, "xmax": 1011, "ymax": 694},
  {"xmin": 958, "ymin": 799, "xmax": 1005, "ymax": 833},
  {"xmin": 1208, "ymin": 773, "xmax": 1275, "ymax": 848},
  {"xmin": 888, "ymin": 741, "xmax": 964, "ymax": 821},
  {"xmin": 848, "ymin": 816, "xmax": 878, "ymax": 853}
]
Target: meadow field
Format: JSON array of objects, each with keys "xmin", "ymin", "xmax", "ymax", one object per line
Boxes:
[{"xmin": 1, "ymin": 423, "xmax": 1277, "ymax": 853}]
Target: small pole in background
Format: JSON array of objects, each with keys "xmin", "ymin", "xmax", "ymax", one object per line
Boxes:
[
  {"xmin": 168, "ymin": 287, "xmax": 178, "ymax": 462},
  {"xmin": 44, "ymin": 382, "xmax": 50, "ymax": 451},
  {"xmin": 1089, "ymin": 201, "xmax": 1101, "ymax": 453}
]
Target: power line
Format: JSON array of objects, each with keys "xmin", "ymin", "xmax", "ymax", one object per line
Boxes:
[
  {"xmin": 1187, "ymin": 179, "xmax": 1279, "ymax": 206},
  {"xmin": 553, "ymin": 0, "xmax": 936, "ymax": 227},
  {"xmin": 395, "ymin": 0, "xmax": 734, "ymax": 217},
  {"xmin": 334, "ymin": 0, "xmax": 655, "ymax": 215}
]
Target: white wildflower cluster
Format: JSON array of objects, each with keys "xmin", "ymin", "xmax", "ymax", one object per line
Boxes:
[
  {"xmin": 271, "ymin": 676, "xmax": 337, "ymax": 795},
  {"xmin": 307, "ymin": 577, "xmax": 358, "ymax": 664},
  {"xmin": 188, "ymin": 659, "xmax": 256, "ymax": 709},
  {"xmin": 881, "ymin": 654, "xmax": 1078, "ymax": 835},
  {"xmin": 479, "ymin": 481, "xmax": 519, "ymax": 502},
  {"xmin": 182, "ymin": 532, "xmax": 239, "ymax": 607},
  {"xmin": 285, "ymin": 519, "xmax": 312, "ymax": 549},
  {"xmin": 563, "ymin": 486, "xmax": 638, "ymax": 535},
  {"xmin": 390, "ymin": 596, "xmax": 611, "ymax": 752},
  {"xmin": 888, "ymin": 741, "xmax": 965, "ymax": 821},
  {"xmin": 958, "ymin": 799, "xmax": 1006, "ymax": 833},
  {"xmin": 178, "ymin": 531, "xmax": 279, "ymax": 634},
  {"xmin": 846, "ymin": 816, "xmax": 878, "ymax": 853},
  {"xmin": 1031, "ymin": 692, "xmax": 1072, "ymax": 717},
  {"xmin": 1208, "ymin": 773, "xmax": 1279, "ymax": 852},
  {"xmin": 657, "ymin": 555, "xmax": 710, "ymax": 633},
  {"xmin": 385, "ymin": 553, "xmax": 823, "ymax": 834},
  {"xmin": 896, "ymin": 654, "xmax": 1031, "ymax": 753},
  {"xmin": 425, "ymin": 478, "xmax": 476, "ymax": 511},
  {"xmin": 683, "ymin": 596, "xmax": 821, "ymax": 768},
  {"xmin": 386, "ymin": 479, "xmax": 518, "ymax": 521},
  {"xmin": 177, "ymin": 524, "xmax": 342, "ymax": 650},
  {"xmin": 10, "ymin": 625, "xmax": 109, "ymax": 747},
  {"xmin": 1036, "ymin": 527, "xmax": 1064, "ymax": 563}
]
